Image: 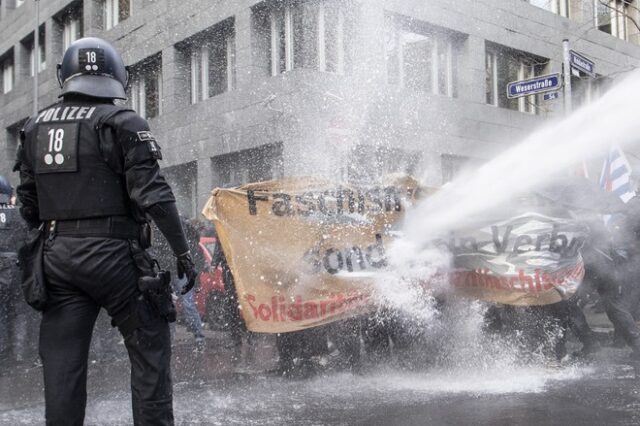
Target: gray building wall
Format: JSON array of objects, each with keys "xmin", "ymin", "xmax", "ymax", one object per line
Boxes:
[{"xmin": 1, "ymin": 0, "xmax": 640, "ymax": 217}]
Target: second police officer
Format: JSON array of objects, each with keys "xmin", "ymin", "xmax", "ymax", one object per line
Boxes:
[
  {"xmin": 14, "ymin": 37, "xmax": 197, "ymax": 426},
  {"xmin": 0, "ymin": 176, "xmax": 29, "ymax": 365}
]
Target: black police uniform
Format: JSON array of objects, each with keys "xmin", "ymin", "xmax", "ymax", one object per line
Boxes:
[
  {"xmin": 0, "ymin": 197, "xmax": 27, "ymax": 362},
  {"xmin": 602, "ymin": 202, "xmax": 640, "ymax": 355},
  {"xmin": 151, "ymin": 217, "xmax": 205, "ymax": 343},
  {"xmin": 15, "ymin": 96, "xmax": 189, "ymax": 426}
]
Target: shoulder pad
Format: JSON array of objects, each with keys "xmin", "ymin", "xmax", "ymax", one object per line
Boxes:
[
  {"xmin": 111, "ymin": 110, "xmax": 151, "ymax": 133},
  {"xmin": 95, "ymin": 104, "xmax": 135, "ymax": 128},
  {"xmin": 111, "ymin": 111, "xmax": 163, "ymax": 162}
]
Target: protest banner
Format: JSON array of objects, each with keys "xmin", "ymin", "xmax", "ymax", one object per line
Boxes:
[{"xmin": 202, "ymin": 176, "xmax": 586, "ymax": 333}]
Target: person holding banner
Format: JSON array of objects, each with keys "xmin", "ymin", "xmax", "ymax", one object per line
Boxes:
[{"xmin": 211, "ymin": 240, "xmax": 254, "ymax": 366}]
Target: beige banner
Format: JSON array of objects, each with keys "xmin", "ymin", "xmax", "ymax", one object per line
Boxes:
[{"xmin": 202, "ymin": 176, "xmax": 584, "ymax": 333}]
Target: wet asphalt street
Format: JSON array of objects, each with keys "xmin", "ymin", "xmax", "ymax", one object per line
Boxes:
[{"xmin": 2, "ymin": 327, "xmax": 640, "ymax": 426}]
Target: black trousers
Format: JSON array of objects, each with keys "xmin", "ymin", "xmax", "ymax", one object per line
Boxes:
[
  {"xmin": 40, "ymin": 236, "xmax": 173, "ymax": 426},
  {"xmin": 0, "ymin": 255, "xmax": 40, "ymax": 364},
  {"xmin": 602, "ymin": 270, "xmax": 640, "ymax": 350},
  {"xmin": 0, "ymin": 255, "xmax": 19, "ymax": 359},
  {"xmin": 588, "ymin": 259, "xmax": 640, "ymax": 351}
]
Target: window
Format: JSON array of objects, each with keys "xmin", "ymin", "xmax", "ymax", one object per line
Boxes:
[
  {"xmin": 211, "ymin": 142, "xmax": 284, "ymax": 188},
  {"xmin": 129, "ymin": 54, "xmax": 162, "ymax": 119},
  {"xmin": 571, "ymin": 74, "xmax": 610, "ymax": 108},
  {"xmin": 28, "ymin": 28, "xmax": 46, "ymax": 76},
  {"xmin": 385, "ymin": 14, "xmax": 462, "ymax": 97},
  {"xmin": 526, "ymin": 0, "xmax": 569, "ymax": 17},
  {"xmin": 63, "ymin": 17, "xmax": 82, "ymax": 51},
  {"xmin": 59, "ymin": 6, "xmax": 83, "ymax": 52},
  {"xmin": 15, "ymin": 0, "xmax": 24, "ymax": 7},
  {"xmin": 348, "ymin": 145, "xmax": 421, "ymax": 184},
  {"xmin": 252, "ymin": 0, "xmax": 351, "ymax": 76},
  {"xmin": 596, "ymin": 0, "xmax": 640, "ymax": 42},
  {"xmin": 185, "ymin": 18, "xmax": 235, "ymax": 104},
  {"xmin": 441, "ymin": 154, "xmax": 484, "ymax": 183},
  {"xmin": 104, "ymin": 0, "xmax": 131, "ymax": 30},
  {"xmin": 485, "ymin": 43, "xmax": 547, "ymax": 114},
  {"xmin": 1, "ymin": 54, "xmax": 14, "ymax": 94}
]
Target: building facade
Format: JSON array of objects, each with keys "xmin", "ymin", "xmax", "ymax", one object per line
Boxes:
[{"xmin": 1, "ymin": 0, "xmax": 640, "ymax": 217}]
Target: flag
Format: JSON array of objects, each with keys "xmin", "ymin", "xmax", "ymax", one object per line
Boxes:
[{"xmin": 599, "ymin": 145, "xmax": 636, "ymax": 203}]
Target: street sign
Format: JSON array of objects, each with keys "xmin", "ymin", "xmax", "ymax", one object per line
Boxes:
[
  {"xmin": 569, "ymin": 50, "xmax": 595, "ymax": 77},
  {"xmin": 543, "ymin": 91, "xmax": 560, "ymax": 101},
  {"xmin": 506, "ymin": 73, "xmax": 561, "ymax": 99}
]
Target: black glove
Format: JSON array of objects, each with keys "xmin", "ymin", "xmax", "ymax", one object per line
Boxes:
[{"xmin": 177, "ymin": 251, "xmax": 198, "ymax": 295}]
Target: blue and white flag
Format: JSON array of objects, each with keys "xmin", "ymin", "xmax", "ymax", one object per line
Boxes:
[{"xmin": 599, "ymin": 145, "xmax": 636, "ymax": 203}]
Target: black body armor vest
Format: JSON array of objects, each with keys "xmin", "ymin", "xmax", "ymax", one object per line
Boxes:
[
  {"xmin": 0, "ymin": 203, "xmax": 24, "ymax": 252},
  {"xmin": 22, "ymin": 102, "xmax": 133, "ymax": 221}
]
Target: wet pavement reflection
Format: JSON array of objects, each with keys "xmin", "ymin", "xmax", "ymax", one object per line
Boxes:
[{"xmin": 2, "ymin": 327, "xmax": 640, "ymax": 426}]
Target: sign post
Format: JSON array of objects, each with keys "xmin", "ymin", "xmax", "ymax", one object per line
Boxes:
[
  {"xmin": 34, "ymin": 0, "xmax": 40, "ymax": 115},
  {"xmin": 562, "ymin": 39, "xmax": 572, "ymax": 114}
]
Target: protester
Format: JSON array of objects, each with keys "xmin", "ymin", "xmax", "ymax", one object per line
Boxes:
[{"xmin": 211, "ymin": 238, "xmax": 254, "ymax": 365}]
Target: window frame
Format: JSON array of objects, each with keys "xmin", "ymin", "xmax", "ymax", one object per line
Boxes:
[
  {"xmin": 211, "ymin": 142, "xmax": 284, "ymax": 188},
  {"xmin": 104, "ymin": 0, "xmax": 131, "ymax": 31},
  {"xmin": 485, "ymin": 44, "xmax": 547, "ymax": 114},
  {"xmin": 187, "ymin": 19, "xmax": 236, "ymax": 105},
  {"xmin": 596, "ymin": 0, "xmax": 639, "ymax": 40},
  {"xmin": 62, "ymin": 14, "xmax": 82, "ymax": 52},
  {"xmin": 28, "ymin": 29, "xmax": 46, "ymax": 77},
  {"xmin": 130, "ymin": 58, "xmax": 162, "ymax": 120},
  {"xmin": 385, "ymin": 14, "xmax": 461, "ymax": 98},
  {"xmin": 347, "ymin": 144, "xmax": 421, "ymax": 184},
  {"xmin": 1, "ymin": 56, "xmax": 14, "ymax": 94},
  {"xmin": 258, "ymin": 0, "xmax": 349, "ymax": 77},
  {"xmin": 527, "ymin": 0, "xmax": 569, "ymax": 17}
]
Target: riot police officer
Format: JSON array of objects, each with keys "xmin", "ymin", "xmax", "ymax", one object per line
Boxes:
[
  {"xmin": 14, "ymin": 37, "xmax": 197, "ymax": 425},
  {"xmin": 0, "ymin": 176, "xmax": 28, "ymax": 365},
  {"xmin": 602, "ymin": 198, "xmax": 640, "ymax": 359}
]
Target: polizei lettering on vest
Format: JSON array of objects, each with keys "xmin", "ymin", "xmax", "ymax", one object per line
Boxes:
[{"xmin": 35, "ymin": 106, "xmax": 97, "ymax": 123}]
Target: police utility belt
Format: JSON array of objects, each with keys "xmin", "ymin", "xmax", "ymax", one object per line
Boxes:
[{"xmin": 44, "ymin": 216, "xmax": 144, "ymax": 242}]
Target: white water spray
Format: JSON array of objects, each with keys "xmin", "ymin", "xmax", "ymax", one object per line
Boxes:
[
  {"xmin": 404, "ymin": 71, "xmax": 640, "ymax": 241},
  {"xmin": 379, "ymin": 70, "xmax": 640, "ymax": 301},
  {"xmin": 371, "ymin": 70, "xmax": 640, "ymax": 370}
]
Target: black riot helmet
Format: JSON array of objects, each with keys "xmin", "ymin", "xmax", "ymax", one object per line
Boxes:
[
  {"xmin": 57, "ymin": 37, "xmax": 129, "ymax": 100},
  {"xmin": 0, "ymin": 175, "xmax": 12, "ymax": 204}
]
